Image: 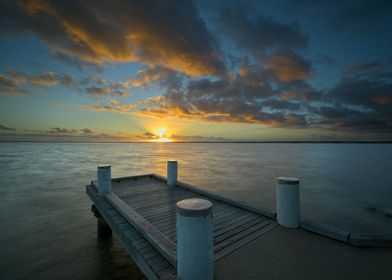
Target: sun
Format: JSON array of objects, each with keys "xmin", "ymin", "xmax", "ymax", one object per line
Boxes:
[
  {"xmin": 157, "ymin": 127, "xmax": 165, "ymax": 138},
  {"xmin": 153, "ymin": 127, "xmax": 173, "ymax": 142}
]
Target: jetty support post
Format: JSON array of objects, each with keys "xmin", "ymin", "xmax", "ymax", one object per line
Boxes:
[
  {"xmin": 94, "ymin": 165, "xmax": 112, "ymax": 238},
  {"xmin": 276, "ymin": 177, "xmax": 301, "ymax": 228},
  {"xmin": 97, "ymin": 165, "xmax": 112, "ymax": 196},
  {"xmin": 167, "ymin": 160, "xmax": 178, "ymax": 186},
  {"xmin": 91, "ymin": 205, "xmax": 112, "ymax": 238},
  {"xmin": 176, "ymin": 198, "xmax": 214, "ymax": 280}
]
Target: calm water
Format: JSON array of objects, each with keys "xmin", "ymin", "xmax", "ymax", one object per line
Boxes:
[{"xmin": 0, "ymin": 142, "xmax": 391, "ymax": 279}]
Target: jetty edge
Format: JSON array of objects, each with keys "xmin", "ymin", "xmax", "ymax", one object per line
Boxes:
[{"xmin": 86, "ymin": 162, "xmax": 392, "ymax": 280}]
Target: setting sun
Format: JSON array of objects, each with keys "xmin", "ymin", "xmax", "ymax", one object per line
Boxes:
[
  {"xmin": 152, "ymin": 127, "xmax": 173, "ymax": 142},
  {"xmin": 157, "ymin": 127, "xmax": 166, "ymax": 138}
]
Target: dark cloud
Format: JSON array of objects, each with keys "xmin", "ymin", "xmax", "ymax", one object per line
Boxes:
[
  {"xmin": 138, "ymin": 66, "xmax": 314, "ymax": 127},
  {"xmin": 80, "ymin": 101, "xmax": 135, "ymax": 113},
  {"xmin": 315, "ymin": 53, "xmax": 337, "ymax": 65},
  {"xmin": 265, "ymin": 51, "xmax": 312, "ymax": 82},
  {"xmin": 47, "ymin": 127, "xmax": 77, "ymax": 133},
  {"xmin": 48, "ymin": 51, "xmax": 103, "ymax": 72},
  {"xmin": 312, "ymin": 61, "xmax": 392, "ymax": 134},
  {"xmin": 0, "ymin": 68, "xmax": 132, "ymax": 98},
  {"xmin": 0, "ymin": 124, "xmax": 16, "ymax": 131},
  {"xmin": 138, "ymin": 59, "xmax": 391, "ymax": 136},
  {"xmin": 2, "ymin": 68, "xmax": 76, "ymax": 91},
  {"xmin": 0, "ymin": 0, "xmax": 225, "ymax": 76},
  {"xmin": 128, "ymin": 66, "xmax": 176, "ymax": 89},
  {"xmin": 0, "ymin": 74, "xmax": 28, "ymax": 96},
  {"xmin": 217, "ymin": 2, "xmax": 308, "ymax": 53},
  {"xmin": 80, "ymin": 128, "xmax": 93, "ymax": 134},
  {"xmin": 84, "ymin": 86, "xmax": 129, "ymax": 97},
  {"xmin": 334, "ymin": 0, "xmax": 392, "ymax": 26},
  {"xmin": 140, "ymin": 132, "xmax": 158, "ymax": 139}
]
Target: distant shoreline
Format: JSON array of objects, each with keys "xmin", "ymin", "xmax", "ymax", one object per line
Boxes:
[{"xmin": 0, "ymin": 140, "xmax": 391, "ymax": 144}]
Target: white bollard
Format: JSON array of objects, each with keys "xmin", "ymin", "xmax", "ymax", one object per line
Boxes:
[
  {"xmin": 177, "ymin": 198, "xmax": 213, "ymax": 280},
  {"xmin": 97, "ymin": 165, "xmax": 111, "ymax": 196},
  {"xmin": 276, "ymin": 177, "xmax": 300, "ymax": 228},
  {"xmin": 167, "ymin": 160, "xmax": 178, "ymax": 186}
]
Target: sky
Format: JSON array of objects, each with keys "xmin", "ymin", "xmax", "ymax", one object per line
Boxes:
[{"xmin": 0, "ymin": 0, "xmax": 391, "ymax": 142}]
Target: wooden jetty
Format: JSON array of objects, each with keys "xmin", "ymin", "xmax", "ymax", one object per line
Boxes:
[
  {"xmin": 87, "ymin": 172, "xmax": 278, "ymax": 279},
  {"xmin": 86, "ymin": 163, "xmax": 392, "ymax": 280}
]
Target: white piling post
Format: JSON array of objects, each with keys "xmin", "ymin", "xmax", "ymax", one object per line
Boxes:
[
  {"xmin": 167, "ymin": 160, "xmax": 178, "ymax": 186},
  {"xmin": 276, "ymin": 177, "xmax": 300, "ymax": 228},
  {"xmin": 177, "ymin": 198, "xmax": 213, "ymax": 280},
  {"xmin": 97, "ymin": 165, "xmax": 111, "ymax": 196}
]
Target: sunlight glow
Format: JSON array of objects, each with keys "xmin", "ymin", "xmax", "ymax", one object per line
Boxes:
[
  {"xmin": 157, "ymin": 127, "xmax": 166, "ymax": 138},
  {"xmin": 152, "ymin": 127, "xmax": 173, "ymax": 142}
]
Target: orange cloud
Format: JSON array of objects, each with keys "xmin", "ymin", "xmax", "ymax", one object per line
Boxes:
[
  {"xmin": 266, "ymin": 51, "xmax": 312, "ymax": 82},
  {"xmin": 5, "ymin": 0, "xmax": 225, "ymax": 77}
]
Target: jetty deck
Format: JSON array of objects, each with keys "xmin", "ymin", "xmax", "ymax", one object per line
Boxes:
[
  {"xmin": 87, "ymin": 174, "xmax": 277, "ymax": 279},
  {"xmin": 86, "ymin": 173, "xmax": 392, "ymax": 280}
]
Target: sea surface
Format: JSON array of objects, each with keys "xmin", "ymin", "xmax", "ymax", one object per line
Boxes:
[{"xmin": 0, "ymin": 142, "xmax": 391, "ymax": 279}]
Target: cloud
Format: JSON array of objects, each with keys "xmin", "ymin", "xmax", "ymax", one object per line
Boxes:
[
  {"xmin": 137, "ymin": 132, "xmax": 159, "ymax": 140},
  {"xmin": 48, "ymin": 51, "xmax": 103, "ymax": 72},
  {"xmin": 84, "ymin": 86, "xmax": 129, "ymax": 97},
  {"xmin": 313, "ymin": 61, "xmax": 392, "ymax": 133},
  {"xmin": 0, "ymin": 124, "xmax": 16, "ymax": 131},
  {"xmin": 7, "ymin": 68, "xmax": 76, "ymax": 88},
  {"xmin": 0, "ymin": 0, "xmax": 225, "ymax": 76},
  {"xmin": 0, "ymin": 68, "xmax": 79, "ymax": 96},
  {"xmin": 80, "ymin": 128, "xmax": 93, "ymax": 134},
  {"xmin": 217, "ymin": 2, "xmax": 308, "ymax": 53},
  {"xmin": 315, "ymin": 53, "xmax": 337, "ymax": 65},
  {"xmin": 138, "ymin": 71, "xmax": 313, "ymax": 127},
  {"xmin": 333, "ymin": 0, "xmax": 392, "ymax": 27},
  {"xmin": 0, "ymin": 74, "xmax": 28, "ymax": 96},
  {"xmin": 137, "ymin": 59, "xmax": 391, "ymax": 136},
  {"xmin": 1, "ymin": 68, "xmax": 132, "ymax": 98},
  {"xmin": 47, "ymin": 127, "xmax": 77, "ymax": 133},
  {"xmin": 135, "ymin": 131, "xmax": 229, "ymax": 142},
  {"xmin": 80, "ymin": 101, "xmax": 135, "ymax": 113},
  {"xmin": 265, "ymin": 51, "xmax": 312, "ymax": 82},
  {"xmin": 128, "ymin": 66, "xmax": 176, "ymax": 89},
  {"xmin": 79, "ymin": 76, "xmax": 131, "ymax": 97}
]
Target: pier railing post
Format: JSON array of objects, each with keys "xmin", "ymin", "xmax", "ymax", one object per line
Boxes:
[
  {"xmin": 167, "ymin": 160, "xmax": 178, "ymax": 186},
  {"xmin": 176, "ymin": 198, "xmax": 213, "ymax": 280},
  {"xmin": 276, "ymin": 177, "xmax": 300, "ymax": 228},
  {"xmin": 97, "ymin": 165, "xmax": 111, "ymax": 196}
]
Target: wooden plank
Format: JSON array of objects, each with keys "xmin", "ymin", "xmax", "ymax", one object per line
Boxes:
[
  {"xmin": 148, "ymin": 202, "xmax": 231, "ymax": 228},
  {"xmin": 152, "ymin": 174, "xmax": 276, "ymax": 218},
  {"xmin": 86, "ymin": 185, "xmax": 162, "ymax": 280},
  {"xmin": 213, "ymin": 212, "xmax": 256, "ymax": 232},
  {"xmin": 214, "ymin": 216, "xmax": 265, "ymax": 243},
  {"xmin": 163, "ymin": 207, "xmax": 251, "ymax": 240},
  {"xmin": 153, "ymin": 260, "xmax": 172, "ymax": 272},
  {"xmin": 105, "ymin": 191, "xmax": 177, "ymax": 267},
  {"xmin": 117, "ymin": 186, "xmax": 187, "ymax": 203},
  {"xmin": 157, "ymin": 266, "xmax": 176, "ymax": 278},
  {"xmin": 132, "ymin": 193, "xmax": 199, "ymax": 212},
  {"xmin": 152, "ymin": 205, "xmax": 242, "ymax": 235},
  {"xmin": 214, "ymin": 215, "xmax": 263, "ymax": 237},
  {"xmin": 214, "ymin": 219, "xmax": 273, "ymax": 253},
  {"xmin": 130, "ymin": 193, "xmax": 198, "ymax": 212},
  {"xmin": 118, "ymin": 186, "xmax": 189, "ymax": 202},
  {"xmin": 214, "ymin": 222, "xmax": 278, "ymax": 261}
]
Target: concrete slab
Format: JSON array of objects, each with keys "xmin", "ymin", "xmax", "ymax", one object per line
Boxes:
[{"xmin": 215, "ymin": 226, "xmax": 392, "ymax": 280}]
